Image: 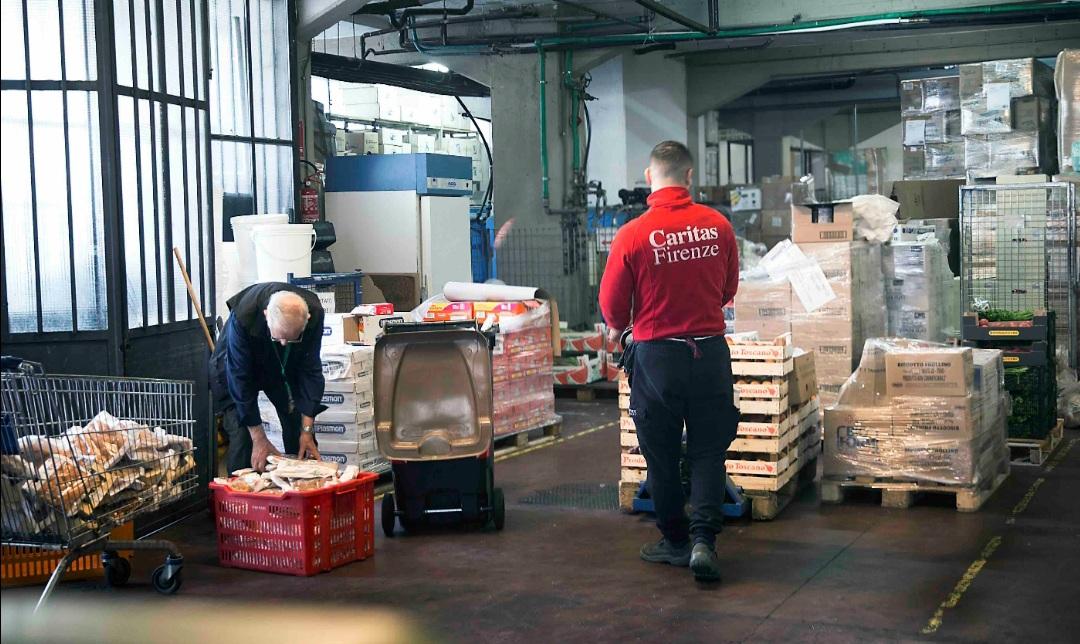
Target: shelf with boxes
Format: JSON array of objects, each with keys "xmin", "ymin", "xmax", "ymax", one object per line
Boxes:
[
  {"xmin": 553, "ymin": 324, "xmax": 623, "ymax": 397},
  {"xmin": 821, "ymin": 340, "xmax": 1010, "ymax": 512}
]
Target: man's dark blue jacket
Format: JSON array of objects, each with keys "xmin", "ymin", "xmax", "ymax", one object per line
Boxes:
[{"xmin": 210, "ymin": 282, "xmax": 326, "ymax": 428}]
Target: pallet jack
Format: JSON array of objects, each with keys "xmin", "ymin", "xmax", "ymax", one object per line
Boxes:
[{"xmin": 618, "ymin": 328, "xmax": 748, "ymax": 518}]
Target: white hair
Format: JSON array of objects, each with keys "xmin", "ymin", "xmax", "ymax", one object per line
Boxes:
[{"xmin": 266, "ymin": 291, "xmax": 310, "ymax": 339}]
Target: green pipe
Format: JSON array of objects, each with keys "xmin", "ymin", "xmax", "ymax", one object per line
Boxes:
[
  {"xmin": 527, "ymin": 1, "xmax": 1065, "ymax": 208},
  {"xmin": 566, "ymin": 50, "xmax": 580, "ymax": 177},
  {"xmin": 538, "ymin": 43, "xmax": 549, "ymax": 203},
  {"xmin": 532, "ymin": 2, "xmax": 1069, "ymax": 48}
]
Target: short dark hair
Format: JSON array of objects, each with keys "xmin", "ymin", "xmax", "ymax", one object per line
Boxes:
[{"xmin": 649, "ymin": 141, "xmax": 693, "ymax": 180}]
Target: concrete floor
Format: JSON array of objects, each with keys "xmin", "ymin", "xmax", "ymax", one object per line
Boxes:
[{"xmin": 5, "ymin": 399, "xmax": 1079, "ymax": 643}]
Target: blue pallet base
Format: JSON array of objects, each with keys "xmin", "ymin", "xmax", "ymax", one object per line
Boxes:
[{"xmin": 631, "ymin": 476, "xmax": 748, "ymax": 518}]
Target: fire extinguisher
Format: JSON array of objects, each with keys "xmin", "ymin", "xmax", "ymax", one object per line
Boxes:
[{"xmin": 300, "ymin": 159, "xmax": 322, "ymax": 224}]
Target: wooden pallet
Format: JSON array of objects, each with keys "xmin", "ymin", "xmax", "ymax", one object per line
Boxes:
[
  {"xmin": 820, "ymin": 456, "xmax": 1009, "ymax": 512},
  {"xmin": 554, "ymin": 379, "xmax": 619, "ymax": 402},
  {"xmin": 728, "ymin": 428, "xmax": 821, "ymax": 492},
  {"xmin": 619, "ymin": 480, "xmax": 640, "ymax": 512},
  {"xmin": 494, "ymin": 418, "xmax": 563, "ymax": 456},
  {"xmin": 1007, "ymin": 419, "xmax": 1065, "ymax": 466},
  {"xmin": 742, "ymin": 456, "xmax": 819, "ymax": 520}
]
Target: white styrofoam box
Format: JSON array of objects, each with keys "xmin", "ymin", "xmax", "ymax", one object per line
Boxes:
[
  {"xmin": 412, "ymin": 133, "xmax": 437, "ymax": 153},
  {"xmin": 324, "ymin": 374, "xmax": 373, "ymax": 393},
  {"xmin": 341, "ymin": 86, "xmax": 379, "ymax": 104},
  {"xmin": 379, "ymin": 128, "xmax": 408, "ymax": 146},
  {"xmin": 318, "ymin": 403, "xmax": 374, "ymax": 424},
  {"xmin": 322, "ymin": 313, "xmax": 349, "ymax": 347},
  {"xmin": 380, "ymin": 143, "xmax": 411, "ymax": 155},
  {"xmin": 320, "ymin": 387, "xmax": 374, "ymax": 411},
  {"xmin": 312, "ymin": 418, "xmax": 375, "ymax": 442},
  {"xmin": 321, "ymin": 345, "xmax": 374, "ymax": 381}
]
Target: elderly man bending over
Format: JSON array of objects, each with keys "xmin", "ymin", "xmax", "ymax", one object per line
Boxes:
[{"xmin": 210, "ymin": 282, "xmax": 327, "ymax": 472}]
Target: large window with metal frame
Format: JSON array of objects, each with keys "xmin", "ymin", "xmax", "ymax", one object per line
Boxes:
[
  {"xmin": 0, "ymin": 0, "xmax": 212, "ymax": 336},
  {"xmin": 209, "ymin": 0, "xmax": 295, "ymax": 220}
]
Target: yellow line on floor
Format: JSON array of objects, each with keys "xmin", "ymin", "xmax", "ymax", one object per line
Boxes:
[
  {"xmin": 373, "ymin": 420, "xmax": 618, "ymax": 502},
  {"xmin": 1044, "ymin": 437, "xmax": 1077, "ymax": 473},
  {"xmin": 922, "ymin": 433, "xmax": 1076, "ymax": 634},
  {"xmin": 494, "ymin": 420, "xmax": 617, "ymax": 463},
  {"xmin": 1006, "ymin": 477, "xmax": 1045, "ymax": 525},
  {"xmin": 921, "ymin": 535, "xmax": 1003, "ymax": 635}
]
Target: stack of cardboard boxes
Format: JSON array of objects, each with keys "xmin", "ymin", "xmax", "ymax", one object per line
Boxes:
[
  {"xmin": 901, "ymin": 76, "xmax": 964, "ymax": 179},
  {"xmin": 758, "ymin": 176, "xmax": 800, "ymax": 248},
  {"xmin": 789, "ymin": 203, "xmax": 886, "ymax": 406},
  {"xmin": 960, "ymin": 58, "xmax": 1056, "ymax": 177},
  {"xmin": 259, "ymin": 342, "xmax": 383, "ymax": 472},
  {"xmin": 823, "ymin": 342, "xmax": 1008, "ymax": 487},
  {"xmin": 554, "ymin": 326, "xmax": 604, "ymax": 385}
]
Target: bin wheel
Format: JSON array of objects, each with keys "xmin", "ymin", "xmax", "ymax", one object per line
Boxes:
[
  {"xmin": 381, "ymin": 493, "xmax": 396, "ymax": 538},
  {"xmin": 492, "ymin": 487, "xmax": 506, "ymax": 531},
  {"xmin": 103, "ymin": 555, "xmax": 131, "ymax": 587},
  {"xmin": 152, "ymin": 564, "xmax": 182, "ymax": 595}
]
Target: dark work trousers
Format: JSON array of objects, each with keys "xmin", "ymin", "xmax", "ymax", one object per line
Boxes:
[
  {"xmin": 629, "ymin": 337, "xmax": 739, "ymax": 548},
  {"xmin": 222, "ymin": 405, "xmax": 303, "ymax": 473}
]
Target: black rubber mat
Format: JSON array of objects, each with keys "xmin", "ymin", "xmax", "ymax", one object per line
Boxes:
[{"xmin": 517, "ymin": 483, "xmax": 620, "ymax": 511}]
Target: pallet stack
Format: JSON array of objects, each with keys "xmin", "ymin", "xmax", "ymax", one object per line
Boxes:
[
  {"xmin": 961, "ymin": 310, "xmax": 1064, "ymax": 464},
  {"xmin": 553, "ymin": 326, "xmax": 604, "ymax": 385},
  {"xmin": 618, "ymin": 374, "xmax": 644, "ymax": 511},
  {"xmin": 726, "ymin": 335, "xmax": 822, "ymax": 519}
]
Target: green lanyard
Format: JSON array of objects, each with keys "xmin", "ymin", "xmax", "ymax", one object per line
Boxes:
[{"xmin": 272, "ymin": 341, "xmax": 295, "ymax": 412}]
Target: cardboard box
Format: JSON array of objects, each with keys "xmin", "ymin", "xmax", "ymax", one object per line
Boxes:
[
  {"xmin": 891, "ymin": 179, "xmax": 964, "ymax": 220},
  {"xmin": 891, "ymin": 395, "xmax": 981, "ymax": 438},
  {"xmin": 312, "ymin": 418, "xmax": 375, "ymax": 442},
  {"xmin": 425, "ymin": 301, "xmax": 475, "ymax": 322},
  {"xmin": 788, "ymin": 351, "xmax": 818, "ymax": 407},
  {"xmin": 760, "ymin": 176, "xmax": 798, "ymax": 210},
  {"xmin": 791, "ymin": 202, "xmax": 854, "ymax": 243},
  {"xmin": 730, "ymin": 186, "xmax": 762, "ymax": 212},
  {"xmin": 324, "ymin": 374, "xmax": 374, "ymax": 393},
  {"xmin": 885, "ymin": 348, "xmax": 973, "ymax": 398},
  {"xmin": 553, "ymin": 355, "xmax": 602, "ymax": 385},
  {"xmin": 734, "ymin": 279, "xmax": 792, "ymax": 339},
  {"xmin": 320, "ymin": 387, "xmax": 373, "ymax": 411},
  {"xmin": 760, "ymin": 208, "xmax": 791, "ymax": 236}
]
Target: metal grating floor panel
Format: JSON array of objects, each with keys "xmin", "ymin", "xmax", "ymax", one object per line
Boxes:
[{"xmin": 518, "ymin": 483, "xmax": 621, "ymax": 511}]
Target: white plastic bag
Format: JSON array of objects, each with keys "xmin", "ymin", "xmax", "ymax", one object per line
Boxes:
[{"xmin": 852, "ymin": 194, "xmax": 900, "ymax": 243}]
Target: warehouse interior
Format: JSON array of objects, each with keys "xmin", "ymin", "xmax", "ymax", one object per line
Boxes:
[{"xmin": 2, "ymin": 1, "xmax": 1079, "ymax": 642}]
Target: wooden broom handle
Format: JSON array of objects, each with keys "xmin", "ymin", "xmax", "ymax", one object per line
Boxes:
[{"xmin": 173, "ymin": 247, "xmax": 215, "ymax": 351}]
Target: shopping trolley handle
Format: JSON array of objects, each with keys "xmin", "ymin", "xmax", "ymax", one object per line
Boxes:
[{"xmin": 1, "ymin": 356, "xmax": 44, "ymax": 375}]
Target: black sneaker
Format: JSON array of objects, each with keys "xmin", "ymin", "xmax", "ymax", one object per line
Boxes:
[
  {"xmin": 640, "ymin": 538, "xmax": 691, "ymax": 566},
  {"xmin": 690, "ymin": 543, "xmax": 722, "ymax": 582}
]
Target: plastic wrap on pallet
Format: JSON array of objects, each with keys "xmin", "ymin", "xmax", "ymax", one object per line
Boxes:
[
  {"xmin": 963, "ymin": 132, "xmax": 1051, "ymax": 177},
  {"xmin": 825, "ymin": 339, "xmax": 1008, "ymax": 484},
  {"xmin": 904, "ymin": 112, "xmax": 962, "ymax": 145},
  {"xmin": 901, "ymin": 79, "xmax": 924, "ymax": 115},
  {"xmin": 924, "ymin": 142, "xmax": 966, "ymax": 178},
  {"xmin": 1056, "ymin": 49, "xmax": 1080, "ymax": 173},
  {"xmin": 883, "ymin": 242, "xmax": 955, "ymax": 342},
  {"xmin": 959, "ymin": 58, "xmax": 1054, "ymax": 106},
  {"xmin": 787, "ymin": 242, "xmax": 885, "ymax": 407},
  {"xmin": 903, "ymin": 146, "xmax": 926, "ymax": 179},
  {"xmin": 733, "ymin": 275, "xmax": 793, "ymax": 340},
  {"xmin": 489, "ymin": 305, "xmax": 556, "ymax": 436},
  {"xmin": 923, "ymin": 76, "xmax": 961, "ymax": 113}
]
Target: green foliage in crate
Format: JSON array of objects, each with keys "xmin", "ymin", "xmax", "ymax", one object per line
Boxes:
[{"xmin": 1003, "ymin": 366, "xmax": 1057, "ymax": 440}]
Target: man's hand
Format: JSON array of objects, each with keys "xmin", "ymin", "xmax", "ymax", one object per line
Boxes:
[
  {"xmin": 250, "ymin": 433, "xmax": 280, "ymax": 472},
  {"xmin": 607, "ymin": 326, "xmax": 623, "ymax": 350},
  {"xmin": 298, "ymin": 432, "xmax": 321, "ymax": 461}
]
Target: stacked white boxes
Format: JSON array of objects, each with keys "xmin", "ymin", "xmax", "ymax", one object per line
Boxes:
[{"xmin": 258, "ymin": 344, "xmax": 385, "ymax": 472}]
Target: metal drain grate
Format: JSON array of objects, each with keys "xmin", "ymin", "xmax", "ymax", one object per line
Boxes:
[{"xmin": 518, "ymin": 483, "xmax": 620, "ymax": 511}]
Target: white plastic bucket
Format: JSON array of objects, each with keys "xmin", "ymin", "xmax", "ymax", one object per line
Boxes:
[
  {"xmin": 251, "ymin": 223, "xmax": 317, "ymax": 282},
  {"xmin": 230, "ymin": 214, "xmax": 289, "ymax": 283}
]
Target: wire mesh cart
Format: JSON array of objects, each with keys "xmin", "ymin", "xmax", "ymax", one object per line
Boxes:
[
  {"xmin": 960, "ymin": 182, "xmax": 1078, "ymax": 368},
  {"xmin": 1, "ymin": 359, "xmax": 198, "ymax": 611}
]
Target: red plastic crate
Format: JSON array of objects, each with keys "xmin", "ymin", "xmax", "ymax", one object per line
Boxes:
[{"xmin": 209, "ymin": 472, "xmax": 378, "ymax": 576}]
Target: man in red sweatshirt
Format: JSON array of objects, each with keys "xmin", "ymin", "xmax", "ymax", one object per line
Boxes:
[{"xmin": 599, "ymin": 141, "xmax": 740, "ymax": 583}]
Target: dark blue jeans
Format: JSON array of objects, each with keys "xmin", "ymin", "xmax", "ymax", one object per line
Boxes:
[{"xmin": 629, "ymin": 337, "xmax": 739, "ymax": 547}]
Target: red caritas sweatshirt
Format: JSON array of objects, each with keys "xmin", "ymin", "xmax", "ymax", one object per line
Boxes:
[{"xmin": 599, "ymin": 186, "xmax": 739, "ymax": 341}]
